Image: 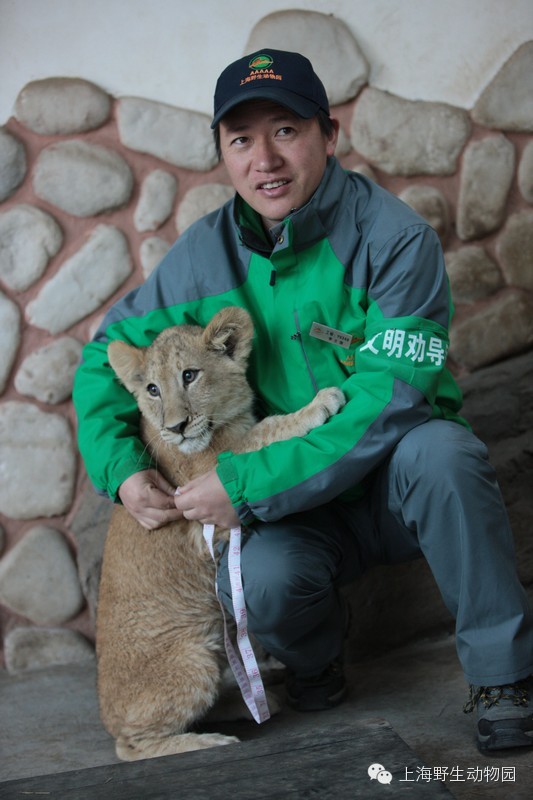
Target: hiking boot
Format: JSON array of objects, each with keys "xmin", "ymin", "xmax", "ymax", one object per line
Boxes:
[
  {"xmin": 286, "ymin": 659, "xmax": 347, "ymax": 712},
  {"xmin": 463, "ymin": 676, "xmax": 533, "ymax": 751}
]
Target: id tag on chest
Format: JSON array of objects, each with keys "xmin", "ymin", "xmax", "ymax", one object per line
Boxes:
[{"xmin": 309, "ymin": 322, "xmax": 353, "ymax": 350}]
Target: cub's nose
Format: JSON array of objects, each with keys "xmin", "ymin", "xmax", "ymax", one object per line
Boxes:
[{"xmin": 166, "ymin": 418, "xmax": 189, "ymax": 435}]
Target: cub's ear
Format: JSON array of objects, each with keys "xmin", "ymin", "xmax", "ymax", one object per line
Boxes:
[
  {"xmin": 202, "ymin": 306, "xmax": 254, "ymax": 363},
  {"xmin": 108, "ymin": 340, "xmax": 146, "ymax": 395}
]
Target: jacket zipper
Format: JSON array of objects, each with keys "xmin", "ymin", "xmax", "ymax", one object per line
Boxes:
[{"xmin": 292, "ymin": 310, "xmax": 319, "ymax": 394}]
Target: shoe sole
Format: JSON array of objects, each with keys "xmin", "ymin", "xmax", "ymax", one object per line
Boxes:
[{"xmin": 478, "ymin": 719, "xmax": 533, "ymax": 752}]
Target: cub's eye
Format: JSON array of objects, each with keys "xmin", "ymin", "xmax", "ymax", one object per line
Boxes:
[
  {"xmin": 146, "ymin": 383, "xmax": 160, "ymax": 397},
  {"xmin": 182, "ymin": 369, "xmax": 198, "ymax": 386}
]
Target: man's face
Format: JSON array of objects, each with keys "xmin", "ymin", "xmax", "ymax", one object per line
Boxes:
[{"xmin": 219, "ymin": 100, "xmax": 338, "ymax": 230}]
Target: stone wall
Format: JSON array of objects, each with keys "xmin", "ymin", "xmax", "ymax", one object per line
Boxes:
[{"xmin": 0, "ymin": 10, "xmax": 532, "ymax": 672}]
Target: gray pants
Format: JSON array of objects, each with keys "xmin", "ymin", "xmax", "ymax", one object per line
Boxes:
[{"xmin": 217, "ymin": 420, "xmax": 533, "ymax": 686}]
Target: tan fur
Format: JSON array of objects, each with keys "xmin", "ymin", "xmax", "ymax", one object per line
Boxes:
[{"xmin": 97, "ymin": 306, "xmax": 345, "ymax": 761}]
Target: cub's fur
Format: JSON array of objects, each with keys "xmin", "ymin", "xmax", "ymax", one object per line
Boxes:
[{"xmin": 97, "ymin": 306, "xmax": 345, "ymax": 761}]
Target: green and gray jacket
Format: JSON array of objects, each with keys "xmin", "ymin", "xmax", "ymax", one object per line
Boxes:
[{"xmin": 73, "ymin": 157, "xmax": 467, "ymax": 524}]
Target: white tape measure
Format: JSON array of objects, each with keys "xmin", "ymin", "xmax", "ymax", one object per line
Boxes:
[{"xmin": 203, "ymin": 523, "xmax": 270, "ymax": 724}]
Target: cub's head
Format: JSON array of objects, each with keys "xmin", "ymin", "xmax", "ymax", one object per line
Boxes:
[{"xmin": 108, "ymin": 306, "xmax": 255, "ymax": 453}]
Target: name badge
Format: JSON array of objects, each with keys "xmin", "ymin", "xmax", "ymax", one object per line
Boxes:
[{"xmin": 309, "ymin": 322, "xmax": 353, "ymax": 350}]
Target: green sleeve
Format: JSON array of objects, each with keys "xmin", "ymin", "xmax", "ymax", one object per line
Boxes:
[{"xmin": 73, "ymin": 337, "xmax": 153, "ymax": 500}]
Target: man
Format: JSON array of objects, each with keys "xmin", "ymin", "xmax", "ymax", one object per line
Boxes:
[{"xmin": 73, "ymin": 49, "xmax": 533, "ymax": 751}]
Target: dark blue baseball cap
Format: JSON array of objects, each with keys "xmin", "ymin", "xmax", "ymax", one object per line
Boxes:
[{"xmin": 211, "ymin": 49, "xmax": 330, "ymax": 128}]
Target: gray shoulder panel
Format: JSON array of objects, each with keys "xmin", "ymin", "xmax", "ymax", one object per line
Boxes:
[
  {"xmin": 327, "ymin": 171, "xmax": 449, "ymax": 328},
  {"xmin": 94, "ymin": 199, "xmax": 250, "ymax": 337}
]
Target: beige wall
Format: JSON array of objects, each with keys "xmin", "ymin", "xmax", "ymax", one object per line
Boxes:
[{"xmin": 2, "ymin": 0, "xmax": 533, "ymax": 124}]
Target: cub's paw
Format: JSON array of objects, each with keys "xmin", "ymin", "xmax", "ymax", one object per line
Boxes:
[
  {"xmin": 197, "ymin": 733, "xmax": 240, "ymax": 748},
  {"xmin": 314, "ymin": 387, "xmax": 346, "ymax": 419}
]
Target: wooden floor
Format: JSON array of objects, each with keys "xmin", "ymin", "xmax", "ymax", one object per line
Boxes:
[{"xmin": 0, "ymin": 719, "xmax": 451, "ymax": 799}]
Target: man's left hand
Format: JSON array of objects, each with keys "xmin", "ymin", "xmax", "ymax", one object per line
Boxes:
[{"xmin": 174, "ymin": 469, "xmax": 240, "ymax": 528}]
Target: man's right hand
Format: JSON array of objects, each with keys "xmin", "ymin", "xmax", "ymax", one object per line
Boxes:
[{"xmin": 118, "ymin": 469, "xmax": 183, "ymax": 530}]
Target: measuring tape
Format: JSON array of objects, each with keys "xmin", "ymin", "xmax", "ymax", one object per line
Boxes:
[{"xmin": 203, "ymin": 523, "xmax": 270, "ymax": 724}]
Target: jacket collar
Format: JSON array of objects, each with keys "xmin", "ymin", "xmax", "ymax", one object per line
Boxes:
[{"xmin": 233, "ymin": 157, "xmax": 348, "ymax": 256}]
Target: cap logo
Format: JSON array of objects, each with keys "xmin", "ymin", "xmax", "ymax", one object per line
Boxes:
[
  {"xmin": 249, "ymin": 54, "xmax": 274, "ymax": 70},
  {"xmin": 241, "ymin": 54, "xmax": 281, "ymax": 87}
]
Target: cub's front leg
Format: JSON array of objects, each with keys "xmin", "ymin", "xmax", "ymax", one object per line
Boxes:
[{"xmin": 243, "ymin": 387, "xmax": 345, "ymax": 451}]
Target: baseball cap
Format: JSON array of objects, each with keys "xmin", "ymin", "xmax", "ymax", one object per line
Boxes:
[{"xmin": 211, "ymin": 49, "xmax": 330, "ymax": 128}]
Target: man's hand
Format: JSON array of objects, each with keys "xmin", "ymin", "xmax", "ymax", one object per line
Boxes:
[
  {"xmin": 118, "ymin": 469, "xmax": 182, "ymax": 530},
  {"xmin": 174, "ymin": 469, "xmax": 240, "ymax": 528}
]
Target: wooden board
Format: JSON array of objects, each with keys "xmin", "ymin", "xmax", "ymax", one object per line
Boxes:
[{"xmin": 0, "ymin": 718, "xmax": 451, "ymax": 799}]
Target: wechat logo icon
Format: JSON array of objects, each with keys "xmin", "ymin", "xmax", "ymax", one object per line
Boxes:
[{"xmin": 368, "ymin": 763, "xmax": 393, "ymax": 784}]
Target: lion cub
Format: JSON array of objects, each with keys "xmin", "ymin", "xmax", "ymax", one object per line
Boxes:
[{"xmin": 97, "ymin": 306, "xmax": 345, "ymax": 761}]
